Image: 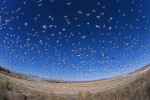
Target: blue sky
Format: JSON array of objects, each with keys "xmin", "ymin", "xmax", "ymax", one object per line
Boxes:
[{"xmin": 0, "ymin": 0, "xmax": 150, "ymax": 81}]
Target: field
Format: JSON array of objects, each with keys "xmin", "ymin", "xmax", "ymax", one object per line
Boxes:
[{"xmin": 0, "ymin": 65, "xmax": 150, "ymax": 100}]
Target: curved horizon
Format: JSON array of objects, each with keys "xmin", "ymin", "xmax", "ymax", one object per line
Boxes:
[
  {"xmin": 0, "ymin": 0, "xmax": 150, "ymax": 81},
  {"xmin": 1, "ymin": 64, "xmax": 150, "ymax": 82}
]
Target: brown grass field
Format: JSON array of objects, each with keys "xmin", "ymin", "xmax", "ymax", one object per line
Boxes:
[{"xmin": 0, "ymin": 65, "xmax": 150, "ymax": 100}]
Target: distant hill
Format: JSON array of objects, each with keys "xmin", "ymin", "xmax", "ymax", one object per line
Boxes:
[
  {"xmin": 0, "ymin": 66, "xmax": 66, "ymax": 83},
  {"xmin": 135, "ymin": 64, "xmax": 150, "ymax": 72},
  {"xmin": 0, "ymin": 66, "xmax": 11, "ymax": 73}
]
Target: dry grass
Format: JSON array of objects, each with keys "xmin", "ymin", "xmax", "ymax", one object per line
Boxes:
[
  {"xmin": 0, "ymin": 79, "xmax": 27, "ymax": 100},
  {"xmin": 0, "ymin": 66, "xmax": 150, "ymax": 100}
]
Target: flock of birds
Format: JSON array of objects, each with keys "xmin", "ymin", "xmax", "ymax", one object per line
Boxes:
[{"xmin": 0, "ymin": 0, "xmax": 150, "ymax": 81}]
